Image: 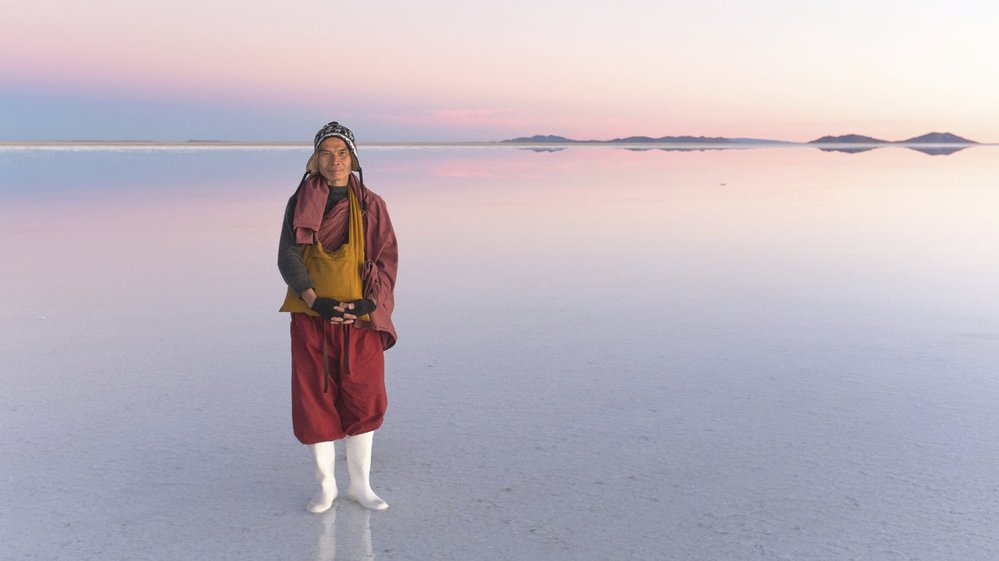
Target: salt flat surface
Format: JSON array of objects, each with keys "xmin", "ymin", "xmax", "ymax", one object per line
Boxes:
[{"xmin": 2, "ymin": 146, "xmax": 999, "ymax": 560}]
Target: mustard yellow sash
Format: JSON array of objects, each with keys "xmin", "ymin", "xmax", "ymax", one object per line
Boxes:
[{"xmin": 280, "ymin": 187, "xmax": 369, "ymax": 320}]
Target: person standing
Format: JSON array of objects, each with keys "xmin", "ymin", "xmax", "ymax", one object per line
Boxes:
[{"xmin": 278, "ymin": 121, "xmax": 398, "ymax": 512}]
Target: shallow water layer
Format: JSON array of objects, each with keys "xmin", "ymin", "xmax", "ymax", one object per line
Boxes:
[{"xmin": 1, "ymin": 145, "xmax": 998, "ymax": 560}]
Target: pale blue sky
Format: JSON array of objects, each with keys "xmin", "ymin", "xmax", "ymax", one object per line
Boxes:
[{"xmin": 2, "ymin": 0, "xmax": 996, "ymax": 141}]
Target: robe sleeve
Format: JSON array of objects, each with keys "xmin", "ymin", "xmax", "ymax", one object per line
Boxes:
[{"xmin": 361, "ymin": 194, "xmax": 399, "ymax": 350}]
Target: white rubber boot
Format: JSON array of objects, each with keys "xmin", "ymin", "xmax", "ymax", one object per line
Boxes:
[
  {"xmin": 345, "ymin": 431, "xmax": 389, "ymax": 511},
  {"xmin": 306, "ymin": 441, "xmax": 337, "ymax": 513}
]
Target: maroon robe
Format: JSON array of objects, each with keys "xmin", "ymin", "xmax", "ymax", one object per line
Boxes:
[
  {"xmin": 292, "ymin": 174, "xmax": 398, "ymax": 350},
  {"xmin": 288, "ymin": 174, "xmax": 398, "ymax": 443}
]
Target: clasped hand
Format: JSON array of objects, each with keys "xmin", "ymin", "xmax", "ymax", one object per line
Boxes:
[{"xmin": 311, "ymin": 297, "xmax": 377, "ymax": 324}]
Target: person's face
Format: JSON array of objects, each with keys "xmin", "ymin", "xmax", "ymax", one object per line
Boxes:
[{"xmin": 316, "ymin": 137, "xmax": 353, "ymax": 187}]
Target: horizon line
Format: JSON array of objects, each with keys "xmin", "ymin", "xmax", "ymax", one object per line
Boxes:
[{"xmin": 1, "ymin": 139, "xmax": 994, "ymax": 147}]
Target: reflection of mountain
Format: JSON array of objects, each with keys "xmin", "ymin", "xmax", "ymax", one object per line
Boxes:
[
  {"xmin": 502, "ymin": 134, "xmax": 777, "ymax": 144},
  {"xmin": 520, "ymin": 147, "xmax": 567, "ymax": 153},
  {"xmin": 818, "ymin": 144, "xmax": 969, "ymax": 156},
  {"xmin": 504, "ymin": 131, "xmax": 981, "ymax": 146},
  {"xmin": 500, "ymin": 131, "xmax": 984, "ymax": 158},
  {"xmin": 621, "ymin": 147, "xmax": 732, "ymax": 152},
  {"xmin": 818, "ymin": 146, "xmax": 879, "ymax": 154},
  {"xmin": 609, "ymin": 135, "xmax": 733, "ymax": 143},
  {"xmin": 809, "ymin": 131, "xmax": 978, "ymax": 145},
  {"xmin": 808, "ymin": 131, "xmax": 978, "ymax": 157},
  {"xmin": 906, "ymin": 145, "xmax": 968, "ymax": 156}
]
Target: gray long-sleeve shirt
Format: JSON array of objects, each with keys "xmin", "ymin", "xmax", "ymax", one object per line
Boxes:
[{"xmin": 277, "ymin": 186, "xmax": 348, "ymax": 295}]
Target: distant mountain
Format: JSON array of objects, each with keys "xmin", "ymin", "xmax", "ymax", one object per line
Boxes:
[
  {"xmin": 502, "ymin": 135, "xmax": 577, "ymax": 143},
  {"xmin": 809, "ymin": 134, "xmax": 889, "ymax": 144},
  {"xmin": 810, "ymin": 132, "xmax": 978, "ymax": 144},
  {"xmin": 502, "ymin": 134, "xmax": 773, "ymax": 144},
  {"xmin": 897, "ymin": 132, "xmax": 976, "ymax": 144},
  {"xmin": 813, "ymin": 131, "xmax": 977, "ymax": 156},
  {"xmin": 504, "ymin": 132, "xmax": 981, "ymax": 145}
]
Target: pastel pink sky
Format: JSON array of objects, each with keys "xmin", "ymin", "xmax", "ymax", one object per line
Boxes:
[{"xmin": 3, "ymin": 1, "xmax": 997, "ymax": 142}]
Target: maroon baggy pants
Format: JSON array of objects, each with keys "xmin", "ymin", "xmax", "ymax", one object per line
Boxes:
[{"xmin": 290, "ymin": 313, "xmax": 386, "ymax": 444}]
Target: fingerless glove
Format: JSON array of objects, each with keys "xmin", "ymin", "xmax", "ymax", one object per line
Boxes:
[{"xmin": 311, "ymin": 297, "xmax": 344, "ymax": 320}]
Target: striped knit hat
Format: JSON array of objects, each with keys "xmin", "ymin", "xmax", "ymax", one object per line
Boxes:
[{"xmin": 307, "ymin": 121, "xmax": 361, "ymax": 174}]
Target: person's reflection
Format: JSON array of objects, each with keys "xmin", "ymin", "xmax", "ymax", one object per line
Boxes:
[
  {"xmin": 314, "ymin": 506, "xmax": 375, "ymax": 561},
  {"xmin": 344, "ymin": 508, "xmax": 374, "ymax": 560},
  {"xmin": 315, "ymin": 509, "xmax": 336, "ymax": 561}
]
